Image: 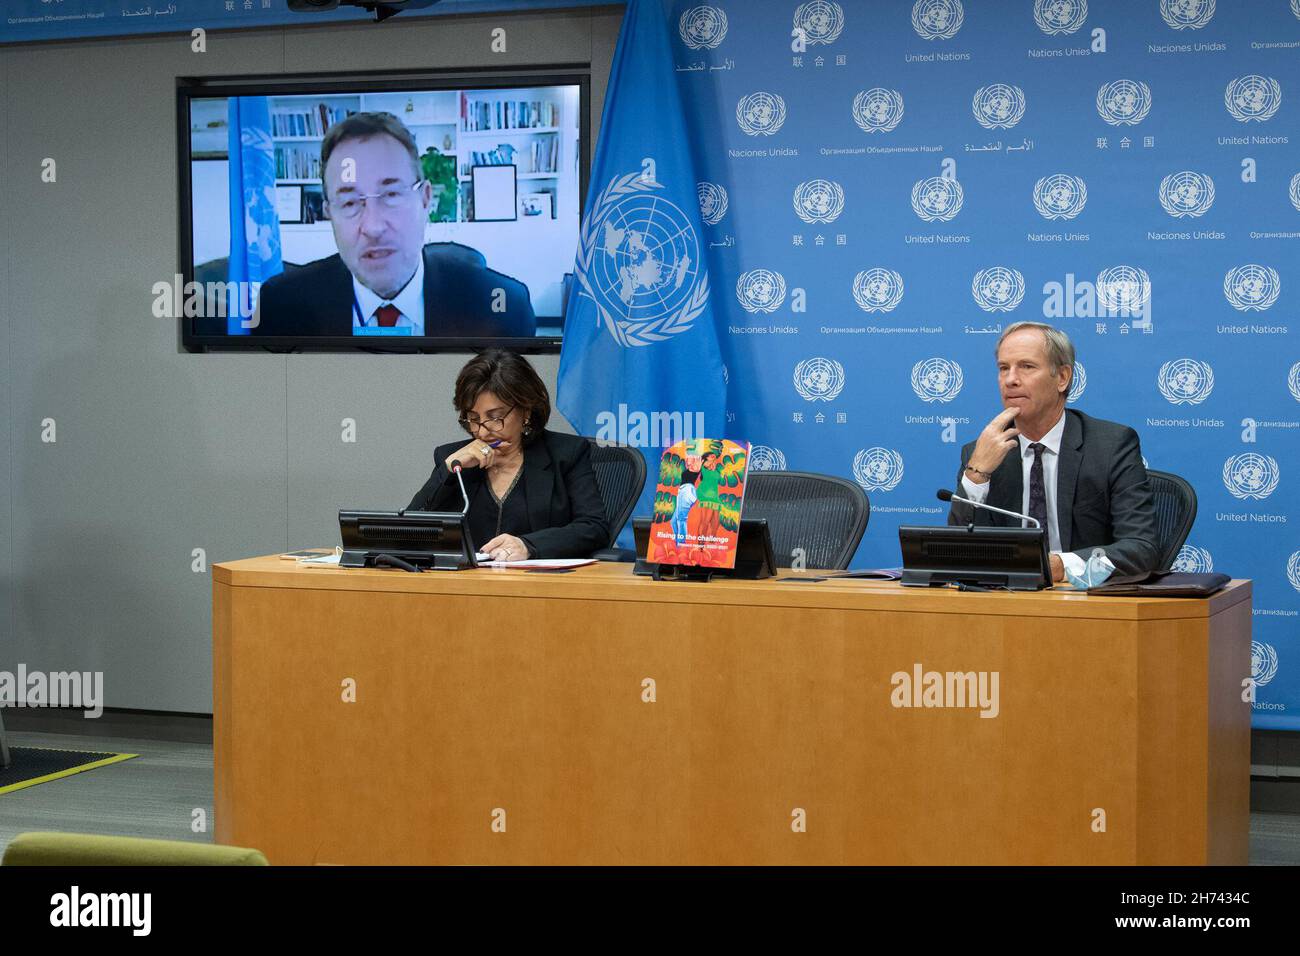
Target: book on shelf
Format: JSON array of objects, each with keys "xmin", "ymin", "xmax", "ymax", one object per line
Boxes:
[
  {"xmin": 271, "ymin": 104, "xmax": 357, "ymax": 139},
  {"xmin": 461, "ymin": 96, "xmax": 561, "ymax": 132}
]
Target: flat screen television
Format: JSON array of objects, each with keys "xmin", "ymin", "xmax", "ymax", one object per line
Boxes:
[{"xmin": 177, "ymin": 70, "xmax": 588, "ymax": 352}]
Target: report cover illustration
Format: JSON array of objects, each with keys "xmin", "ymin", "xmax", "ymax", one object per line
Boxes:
[{"xmin": 647, "ymin": 439, "xmax": 750, "ymax": 568}]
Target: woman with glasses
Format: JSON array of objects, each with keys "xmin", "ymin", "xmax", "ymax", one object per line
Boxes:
[{"xmin": 406, "ymin": 349, "xmax": 609, "ymax": 562}]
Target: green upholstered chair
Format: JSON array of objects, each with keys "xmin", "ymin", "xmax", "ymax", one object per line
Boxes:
[{"xmin": 2, "ymin": 832, "xmax": 268, "ymax": 866}]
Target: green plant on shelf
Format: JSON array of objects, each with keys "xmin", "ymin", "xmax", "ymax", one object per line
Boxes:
[{"xmin": 421, "ymin": 148, "xmax": 458, "ymax": 223}]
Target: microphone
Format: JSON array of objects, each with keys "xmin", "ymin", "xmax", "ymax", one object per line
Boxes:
[{"xmin": 936, "ymin": 488, "xmax": 1041, "ymax": 529}]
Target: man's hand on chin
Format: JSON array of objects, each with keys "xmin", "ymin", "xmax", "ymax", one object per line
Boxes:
[{"xmin": 1049, "ymin": 552, "xmax": 1065, "ymax": 584}]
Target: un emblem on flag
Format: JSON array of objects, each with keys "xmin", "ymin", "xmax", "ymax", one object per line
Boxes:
[
  {"xmin": 1034, "ymin": 0, "xmax": 1087, "ymax": 35},
  {"xmin": 1173, "ymin": 545, "xmax": 1214, "ymax": 574},
  {"xmin": 1096, "ymin": 79, "xmax": 1152, "ymax": 126},
  {"xmin": 1033, "ymin": 174, "xmax": 1087, "ymax": 220},
  {"xmin": 852, "ymin": 88, "xmax": 904, "ymax": 133},
  {"xmin": 1289, "ymin": 362, "xmax": 1300, "ymax": 402},
  {"xmin": 793, "ymin": 1, "xmax": 845, "ymax": 45},
  {"xmin": 1251, "ymin": 641, "xmax": 1279, "ymax": 687},
  {"xmin": 1222, "ymin": 453, "xmax": 1280, "ymax": 501},
  {"xmin": 793, "ymin": 357, "xmax": 846, "ymax": 402},
  {"xmin": 1225, "ymin": 75, "xmax": 1282, "ymax": 123},
  {"xmin": 1067, "ymin": 362, "xmax": 1087, "ymax": 404},
  {"xmin": 749, "ymin": 445, "xmax": 788, "ymax": 471},
  {"xmin": 736, "ymin": 92, "xmax": 787, "ymax": 136},
  {"xmin": 697, "ymin": 182, "xmax": 729, "ymax": 225},
  {"xmin": 793, "ymin": 179, "xmax": 845, "ymax": 223},
  {"xmin": 1096, "ymin": 265, "xmax": 1151, "ymax": 312},
  {"xmin": 853, "ymin": 448, "xmax": 905, "ymax": 492},
  {"xmin": 1223, "ymin": 265, "xmax": 1280, "ymax": 312},
  {"xmin": 574, "ymin": 171, "xmax": 709, "ymax": 348},
  {"xmin": 1291, "ymin": 173, "xmax": 1300, "ymax": 212},
  {"xmin": 911, "ymin": 176, "xmax": 964, "ymax": 222},
  {"xmin": 911, "ymin": 358, "xmax": 963, "ymax": 403},
  {"xmin": 1159, "ymin": 171, "xmax": 1215, "ymax": 218},
  {"xmin": 679, "ymin": 5, "xmax": 728, "ymax": 50},
  {"xmin": 1157, "ymin": 359, "xmax": 1215, "ymax": 406},
  {"xmin": 1160, "ymin": 0, "xmax": 1215, "ymax": 30},
  {"xmin": 1293, "ymin": 0, "xmax": 1300, "ymax": 19},
  {"xmin": 736, "ymin": 269, "xmax": 788, "ymax": 313},
  {"xmin": 972, "ymin": 84, "xmax": 1025, "ymax": 130},
  {"xmin": 1286, "ymin": 550, "xmax": 1300, "ymax": 593},
  {"xmin": 852, "ymin": 269, "xmax": 904, "ymax": 313},
  {"xmin": 912, "ymin": 0, "xmax": 964, "ymax": 39},
  {"xmin": 971, "ymin": 268, "xmax": 1025, "ymax": 312}
]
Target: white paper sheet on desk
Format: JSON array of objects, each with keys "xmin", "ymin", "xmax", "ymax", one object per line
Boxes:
[
  {"xmin": 298, "ymin": 553, "xmax": 342, "ymax": 567},
  {"xmin": 478, "ymin": 557, "xmax": 598, "ymax": 569}
]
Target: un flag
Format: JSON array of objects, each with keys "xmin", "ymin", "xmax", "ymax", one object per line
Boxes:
[{"xmin": 557, "ymin": 0, "xmax": 726, "ymax": 543}]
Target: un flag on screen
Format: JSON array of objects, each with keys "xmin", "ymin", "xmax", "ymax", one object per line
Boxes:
[{"xmin": 557, "ymin": 0, "xmax": 727, "ymax": 541}]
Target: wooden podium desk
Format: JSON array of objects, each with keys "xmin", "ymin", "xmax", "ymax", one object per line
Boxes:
[{"xmin": 213, "ymin": 557, "xmax": 1251, "ymax": 865}]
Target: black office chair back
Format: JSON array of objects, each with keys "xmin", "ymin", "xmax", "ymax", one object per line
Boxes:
[
  {"xmin": 586, "ymin": 440, "xmax": 648, "ymax": 549},
  {"xmin": 744, "ymin": 471, "xmax": 870, "ymax": 570},
  {"xmin": 1145, "ymin": 468, "xmax": 1197, "ymax": 572}
]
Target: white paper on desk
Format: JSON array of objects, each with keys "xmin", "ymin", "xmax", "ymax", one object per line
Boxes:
[
  {"xmin": 480, "ymin": 557, "xmax": 597, "ymax": 569},
  {"xmin": 298, "ymin": 553, "xmax": 342, "ymax": 567}
]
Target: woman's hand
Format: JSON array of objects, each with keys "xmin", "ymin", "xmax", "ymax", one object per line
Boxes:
[
  {"xmin": 481, "ymin": 533, "xmax": 529, "ymax": 563},
  {"xmin": 444, "ymin": 438, "xmax": 512, "ymax": 472}
]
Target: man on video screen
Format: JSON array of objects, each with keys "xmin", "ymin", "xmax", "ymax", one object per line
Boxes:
[{"xmin": 252, "ymin": 111, "xmax": 536, "ymax": 338}]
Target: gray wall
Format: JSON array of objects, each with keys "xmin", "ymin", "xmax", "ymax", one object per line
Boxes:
[{"xmin": 0, "ymin": 6, "xmax": 623, "ymax": 713}]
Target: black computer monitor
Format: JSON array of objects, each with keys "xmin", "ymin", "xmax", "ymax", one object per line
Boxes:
[
  {"xmin": 339, "ymin": 510, "xmax": 477, "ymax": 571},
  {"xmin": 898, "ymin": 524, "xmax": 1051, "ymax": 591},
  {"xmin": 631, "ymin": 516, "xmax": 778, "ymax": 580}
]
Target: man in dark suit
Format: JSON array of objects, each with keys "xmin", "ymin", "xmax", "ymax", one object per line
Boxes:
[
  {"xmin": 947, "ymin": 321, "xmax": 1159, "ymax": 581},
  {"xmin": 250, "ymin": 111, "xmax": 535, "ymax": 338}
]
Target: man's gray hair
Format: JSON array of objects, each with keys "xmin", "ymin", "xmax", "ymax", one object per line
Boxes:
[{"xmin": 996, "ymin": 321, "xmax": 1075, "ymax": 374}]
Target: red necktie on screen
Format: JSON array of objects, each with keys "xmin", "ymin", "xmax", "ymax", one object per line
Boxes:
[{"xmin": 374, "ymin": 304, "xmax": 401, "ymax": 328}]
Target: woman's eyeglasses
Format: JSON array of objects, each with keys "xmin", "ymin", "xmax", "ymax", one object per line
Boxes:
[{"xmin": 459, "ymin": 406, "xmax": 516, "ymax": 433}]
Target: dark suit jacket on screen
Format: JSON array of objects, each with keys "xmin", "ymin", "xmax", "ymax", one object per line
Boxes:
[
  {"xmin": 251, "ymin": 241, "xmax": 536, "ymax": 338},
  {"xmin": 406, "ymin": 429, "xmax": 609, "ymax": 559},
  {"xmin": 946, "ymin": 408, "xmax": 1160, "ymax": 575}
]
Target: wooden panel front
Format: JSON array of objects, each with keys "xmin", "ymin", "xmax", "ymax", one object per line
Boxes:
[{"xmin": 213, "ymin": 561, "xmax": 1251, "ymax": 865}]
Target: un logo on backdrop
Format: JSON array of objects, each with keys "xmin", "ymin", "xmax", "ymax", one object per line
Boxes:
[
  {"xmin": 1159, "ymin": 171, "xmax": 1215, "ymax": 218},
  {"xmin": 912, "ymin": 176, "xmax": 964, "ymax": 222},
  {"xmin": 575, "ymin": 171, "xmax": 708, "ymax": 349},
  {"xmin": 852, "ymin": 269, "xmax": 905, "ymax": 313},
  {"xmin": 911, "ymin": 358, "xmax": 964, "ymax": 403},
  {"xmin": 853, "ymin": 88, "xmax": 905, "ymax": 133},
  {"xmin": 697, "ymin": 182, "xmax": 729, "ymax": 225},
  {"xmin": 736, "ymin": 92, "xmax": 787, "ymax": 136},
  {"xmin": 972, "ymin": 84, "xmax": 1026, "ymax": 130},
  {"xmin": 749, "ymin": 445, "xmax": 788, "ymax": 471},
  {"xmin": 793, "ymin": 179, "xmax": 845, "ymax": 223},
  {"xmin": 1251, "ymin": 641, "xmax": 1279, "ymax": 687},
  {"xmin": 1289, "ymin": 362, "xmax": 1300, "ymax": 402},
  {"xmin": 1222, "ymin": 453, "xmax": 1280, "ymax": 500},
  {"xmin": 736, "ymin": 269, "xmax": 787, "ymax": 313},
  {"xmin": 793, "ymin": 1, "xmax": 845, "ymax": 45},
  {"xmin": 1096, "ymin": 79, "xmax": 1152, "ymax": 126},
  {"xmin": 793, "ymin": 357, "xmax": 846, "ymax": 402},
  {"xmin": 1034, "ymin": 0, "xmax": 1087, "ymax": 34},
  {"xmin": 1033, "ymin": 174, "xmax": 1087, "ymax": 220},
  {"xmin": 912, "ymin": 0, "xmax": 964, "ymax": 39},
  {"xmin": 1293, "ymin": 0, "xmax": 1300, "ymax": 19},
  {"xmin": 1157, "ymin": 359, "xmax": 1215, "ymax": 405},
  {"xmin": 971, "ymin": 267, "xmax": 1025, "ymax": 312},
  {"xmin": 1160, "ymin": 0, "xmax": 1215, "ymax": 30},
  {"xmin": 1097, "ymin": 265, "xmax": 1152, "ymax": 312},
  {"xmin": 853, "ymin": 447, "xmax": 905, "ymax": 492},
  {"xmin": 1066, "ymin": 362, "xmax": 1087, "ymax": 404},
  {"xmin": 1223, "ymin": 265, "xmax": 1281, "ymax": 312},
  {"xmin": 678, "ymin": 5, "xmax": 728, "ymax": 49},
  {"xmin": 1225, "ymin": 75, "xmax": 1282, "ymax": 123},
  {"xmin": 1291, "ymin": 173, "xmax": 1300, "ymax": 212},
  {"xmin": 1173, "ymin": 544, "xmax": 1214, "ymax": 573},
  {"xmin": 1287, "ymin": 550, "xmax": 1300, "ymax": 593}
]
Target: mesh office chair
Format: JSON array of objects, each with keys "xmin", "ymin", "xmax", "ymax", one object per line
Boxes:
[
  {"xmin": 1145, "ymin": 469, "xmax": 1197, "ymax": 572},
  {"xmin": 587, "ymin": 439, "xmax": 648, "ymax": 555},
  {"xmin": 744, "ymin": 471, "xmax": 870, "ymax": 570}
]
